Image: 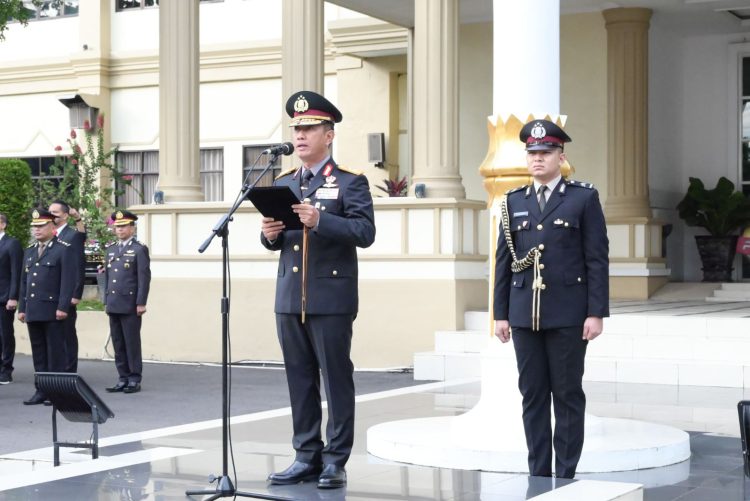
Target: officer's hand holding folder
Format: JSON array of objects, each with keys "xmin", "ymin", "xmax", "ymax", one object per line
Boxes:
[{"xmin": 247, "ymin": 186, "xmax": 304, "ymax": 231}]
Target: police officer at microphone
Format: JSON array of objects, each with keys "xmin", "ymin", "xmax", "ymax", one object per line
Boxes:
[{"xmin": 261, "ymin": 90, "xmax": 375, "ymax": 489}]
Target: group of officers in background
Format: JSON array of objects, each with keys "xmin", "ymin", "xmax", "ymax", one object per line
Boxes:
[{"xmin": 0, "ymin": 203, "xmax": 150, "ymax": 405}]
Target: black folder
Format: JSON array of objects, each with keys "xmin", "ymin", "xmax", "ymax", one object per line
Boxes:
[{"xmin": 246, "ymin": 186, "xmax": 303, "ymax": 231}]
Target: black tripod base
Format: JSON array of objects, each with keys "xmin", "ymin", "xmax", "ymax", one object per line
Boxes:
[{"xmin": 186, "ymin": 475, "xmax": 293, "ymax": 501}]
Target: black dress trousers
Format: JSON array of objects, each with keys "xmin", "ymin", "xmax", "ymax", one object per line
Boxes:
[{"xmin": 512, "ymin": 326, "xmax": 588, "ymax": 478}]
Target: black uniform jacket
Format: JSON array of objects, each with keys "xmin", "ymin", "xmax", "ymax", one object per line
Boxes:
[
  {"xmin": 18, "ymin": 238, "xmax": 76, "ymax": 322},
  {"xmin": 494, "ymin": 179, "xmax": 609, "ymax": 329},
  {"xmin": 103, "ymin": 239, "xmax": 151, "ymax": 315},
  {"xmin": 0, "ymin": 234, "xmax": 23, "ymax": 304},
  {"xmin": 56, "ymin": 225, "xmax": 86, "ymax": 300},
  {"xmin": 260, "ymin": 160, "xmax": 376, "ymax": 315}
]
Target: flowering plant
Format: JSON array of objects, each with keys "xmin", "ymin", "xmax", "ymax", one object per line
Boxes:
[{"xmin": 38, "ymin": 114, "xmax": 135, "ymax": 259}]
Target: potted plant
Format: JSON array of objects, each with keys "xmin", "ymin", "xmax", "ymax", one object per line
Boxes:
[
  {"xmin": 676, "ymin": 176, "xmax": 750, "ymax": 282},
  {"xmin": 377, "ymin": 176, "xmax": 408, "ymax": 197}
]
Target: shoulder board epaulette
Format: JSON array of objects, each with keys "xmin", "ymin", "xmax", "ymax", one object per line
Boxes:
[
  {"xmin": 336, "ymin": 165, "xmax": 364, "ymax": 176},
  {"xmin": 58, "ymin": 240, "xmax": 71, "ymax": 247},
  {"xmin": 566, "ymin": 179, "xmax": 595, "ymax": 189},
  {"xmin": 274, "ymin": 167, "xmax": 297, "ymax": 181},
  {"xmin": 27, "ymin": 243, "xmax": 35, "ymax": 249},
  {"xmin": 505, "ymin": 185, "xmax": 527, "ymax": 195}
]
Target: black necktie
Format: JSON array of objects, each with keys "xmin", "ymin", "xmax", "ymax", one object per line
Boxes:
[
  {"xmin": 537, "ymin": 185, "xmax": 548, "ymax": 212},
  {"xmin": 301, "ymin": 169, "xmax": 314, "ymax": 191}
]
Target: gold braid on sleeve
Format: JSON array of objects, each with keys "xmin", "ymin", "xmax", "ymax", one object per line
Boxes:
[{"xmin": 500, "ymin": 195, "xmax": 545, "ymax": 331}]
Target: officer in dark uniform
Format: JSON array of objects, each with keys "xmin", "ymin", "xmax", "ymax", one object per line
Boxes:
[
  {"xmin": 261, "ymin": 90, "xmax": 375, "ymax": 489},
  {"xmin": 0, "ymin": 212, "xmax": 23, "ymax": 384},
  {"xmin": 493, "ymin": 119, "xmax": 609, "ymax": 478},
  {"xmin": 18, "ymin": 209, "xmax": 76, "ymax": 405},
  {"xmin": 103, "ymin": 210, "xmax": 150, "ymax": 394},
  {"xmin": 49, "ymin": 200, "xmax": 86, "ymax": 373}
]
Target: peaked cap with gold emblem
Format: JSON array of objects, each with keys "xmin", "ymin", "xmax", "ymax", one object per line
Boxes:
[
  {"xmin": 285, "ymin": 90, "xmax": 342, "ymax": 127},
  {"xmin": 111, "ymin": 209, "xmax": 138, "ymax": 226},
  {"xmin": 30, "ymin": 208, "xmax": 55, "ymax": 226}
]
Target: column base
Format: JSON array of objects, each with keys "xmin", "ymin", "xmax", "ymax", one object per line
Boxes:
[
  {"xmin": 610, "ymin": 275, "xmax": 669, "ymax": 300},
  {"xmin": 409, "ymin": 175, "xmax": 466, "ymax": 199},
  {"xmin": 161, "ymin": 186, "xmax": 204, "ymax": 203}
]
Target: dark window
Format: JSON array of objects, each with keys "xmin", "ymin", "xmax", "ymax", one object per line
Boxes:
[
  {"xmin": 16, "ymin": 156, "xmax": 66, "ymax": 203},
  {"xmin": 115, "ymin": 151, "xmax": 159, "ymax": 207},
  {"xmin": 741, "ymin": 57, "xmax": 750, "ymax": 279},
  {"xmin": 116, "ymin": 149, "xmax": 224, "ymax": 205},
  {"xmin": 201, "ymin": 148, "xmax": 224, "ymax": 202},
  {"xmin": 20, "ymin": 0, "xmax": 79, "ymax": 20},
  {"xmin": 242, "ymin": 145, "xmax": 283, "ymax": 188},
  {"xmin": 116, "ymin": 0, "xmax": 221, "ymax": 11}
]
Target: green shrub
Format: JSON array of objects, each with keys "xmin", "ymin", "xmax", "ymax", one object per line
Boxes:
[{"xmin": 0, "ymin": 158, "xmax": 33, "ymax": 244}]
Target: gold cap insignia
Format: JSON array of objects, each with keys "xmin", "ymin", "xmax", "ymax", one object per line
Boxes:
[
  {"xmin": 32, "ymin": 209, "xmax": 39, "ymax": 218},
  {"xmin": 116, "ymin": 211, "xmax": 124, "ymax": 219},
  {"xmin": 294, "ymin": 95, "xmax": 309, "ymax": 114}
]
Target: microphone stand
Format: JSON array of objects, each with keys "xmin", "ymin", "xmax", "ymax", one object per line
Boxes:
[{"xmin": 186, "ymin": 152, "xmax": 292, "ymax": 501}]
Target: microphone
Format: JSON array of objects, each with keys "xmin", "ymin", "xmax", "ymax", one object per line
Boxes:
[{"xmin": 262, "ymin": 142, "xmax": 294, "ymax": 156}]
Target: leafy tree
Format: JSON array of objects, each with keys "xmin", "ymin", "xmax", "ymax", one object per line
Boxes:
[
  {"xmin": 0, "ymin": 158, "xmax": 34, "ymax": 244},
  {"xmin": 0, "ymin": 0, "xmax": 37, "ymax": 41}
]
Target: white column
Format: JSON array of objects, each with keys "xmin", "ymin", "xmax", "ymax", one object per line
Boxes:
[{"xmin": 493, "ymin": 1, "xmax": 559, "ymax": 116}]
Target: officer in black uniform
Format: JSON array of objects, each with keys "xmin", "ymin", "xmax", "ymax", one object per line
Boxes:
[
  {"xmin": 49, "ymin": 200, "xmax": 86, "ymax": 373},
  {"xmin": 493, "ymin": 119, "xmax": 609, "ymax": 478},
  {"xmin": 261, "ymin": 90, "xmax": 375, "ymax": 489},
  {"xmin": 0, "ymin": 212, "xmax": 23, "ymax": 384},
  {"xmin": 18, "ymin": 209, "xmax": 76, "ymax": 405},
  {"xmin": 103, "ymin": 210, "xmax": 150, "ymax": 394}
]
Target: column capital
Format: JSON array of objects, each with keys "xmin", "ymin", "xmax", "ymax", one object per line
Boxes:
[{"xmin": 602, "ymin": 7, "xmax": 653, "ymax": 26}]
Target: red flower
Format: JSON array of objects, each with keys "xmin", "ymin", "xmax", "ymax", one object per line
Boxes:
[
  {"xmin": 122, "ymin": 175, "xmax": 133, "ymax": 181},
  {"xmin": 74, "ymin": 145, "xmax": 82, "ymax": 154},
  {"xmin": 70, "ymin": 129, "xmax": 77, "ymax": 139},
  {"xmin": 97, "ymin": 114, "xmax": 104, "ymax": 129},
  {"xmin": 95, "ymin": 199, "xmax": 102, "ymax": 208},
  {"xmin": 54, "ymin": 145, "xmax": 62, "ymax": 151},
  {"xmin": 83, "ymin": 119, "xmax": 90, "ymax": 131},
  {"xmin": 71, "ymin": 158, "xmax": 78, "ymax": 165}
]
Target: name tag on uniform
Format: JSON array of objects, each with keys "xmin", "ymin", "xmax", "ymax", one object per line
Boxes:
[
  {"xmin": 513, "ymin": 211, "xmax": 528, "ymax": 217},
  {"xmin": 316, "ymin": 188, "xmax": 339, "ymax": 200}
]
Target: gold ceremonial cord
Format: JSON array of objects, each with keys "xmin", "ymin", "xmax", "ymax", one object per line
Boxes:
[
  {"xmin": 301, "ymin": 198, "xmax": 311, "ymax": 324},
  {"xmin": 500, "ymin": 195, "xmax": 545, "ymax": 331}
]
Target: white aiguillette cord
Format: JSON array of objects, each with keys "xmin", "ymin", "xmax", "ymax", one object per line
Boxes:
[{"xmin": 500, "ymin": 195, "xmax": 545, "ymax": 331}]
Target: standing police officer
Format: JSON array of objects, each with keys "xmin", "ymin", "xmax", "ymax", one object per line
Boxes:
[
  {"xmin": 49, "ymin": 200, "xmax": 86, "ymax": 373},
  {"xmin": 0, "ymin": 213, "xmax": 22, "ymax": 384},
  {"xmin": 261, "ymin": 90, "xmax": 375, "ymax": 489},
  {"xmin": 18, "ymin": 209, "xmax": 76, "ymax": 405},
  {"xmin": 103, "ymin": 210, "xmax": 150, "ymax": 394},
  {"xmin": 493, "ymin": 119, "xmax": 609, "ymax": 478}
]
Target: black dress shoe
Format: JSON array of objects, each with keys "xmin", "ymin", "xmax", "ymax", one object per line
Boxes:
[
  {"xmin": 267, "ymin": 461, "xmax": 322, "ymax": 485},
  {"xmin": 23, "ymin": 392, "xmax": 46, "ymax": 405},
  {"xmin": 317, "ymin": 464, "xmax": 346, "ymax": 489},
  {"xmin": 123, "ymin": 382, "xmax": 141, "ymax": 394},
  {"xmin": 106, "ymin": 382, "xmax": 127, "ymax": 393}
]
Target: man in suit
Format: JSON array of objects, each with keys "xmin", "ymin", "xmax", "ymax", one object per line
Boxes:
[
  {"xmin": 261, "ymin": 90, "xmax": 375, "ymax": 489},
  {"xmin": 103, "ymin": 210, "xmax": 150, "ymax": 394},
  {"xmin": 493, "ymin": 119, "xmax": 609, "ymax": 478},
  {"xmin": 49, "ymin": 200, "xmax": 86, "ymax": 373},
  {"xmin": 18, "ymin": 209, "xmax": 76, "ymax": 405},
  {"xmin": 0, "ymin": 213, "xmax": 22, "ymax": 384}
]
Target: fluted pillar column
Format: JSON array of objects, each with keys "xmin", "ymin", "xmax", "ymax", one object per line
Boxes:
[
  {"xmin": 410, "ymin": 0, "xmax": 465, "ymax": 199},
  {"xmin": 158, "ymin": 0, "xmax": 203, "ymax": 202},
  {"xmin": 603, "ymin": 8, "xmax": 652, "ymax": 219},
  {"xmin": 602, "ymin": 8, "xmax": 669, "ymax": 298}
]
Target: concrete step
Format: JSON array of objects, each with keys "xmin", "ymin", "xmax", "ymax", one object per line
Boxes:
[
  {"xmin": 415, "ymin": 309, "xmax": 750, "ymax": 387},
  {"xmin": 718, "ymin": 282, "xmax": 750, "ymax": 291},
  {"xmin": 464, "ymin": 310, "xmax": 489, "ymax": 331}
]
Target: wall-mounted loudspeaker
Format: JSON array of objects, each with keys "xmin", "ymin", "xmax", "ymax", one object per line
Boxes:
[{"xmin": 367, "ymin": 133, "xmax": 386, "ymax": 167}]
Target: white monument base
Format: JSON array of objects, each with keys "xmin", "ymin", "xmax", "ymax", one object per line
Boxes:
[{"xmin": 367, "ymin": 339, "xmax": 691, "ymax": 473}]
